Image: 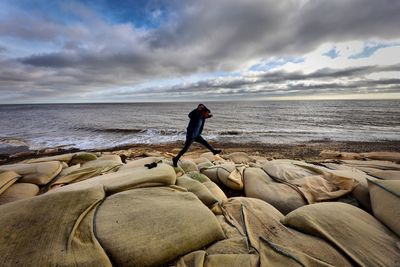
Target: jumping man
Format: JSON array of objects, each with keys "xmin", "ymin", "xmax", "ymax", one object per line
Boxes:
[{"xmin": 172, "ymin": 104, "xmax": 221, "ymax": 167}]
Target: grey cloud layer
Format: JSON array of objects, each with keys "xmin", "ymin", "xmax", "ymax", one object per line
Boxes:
[
  {"xmin": 1, "ymin": 0, "xmax": 400, "ymax": 102},
  {"xmin": 12, "ymin": 63, "xmax": 394, "ymax": 102},
  {"xmin": 100, "ymin": 64, "xmax": 400, "ymax": 100}
]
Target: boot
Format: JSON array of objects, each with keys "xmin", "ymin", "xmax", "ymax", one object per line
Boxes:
[
  {"xmin": 212, "ymin": 149, "xmax": 222, "ymax": 155},
  {"xmin": 172, "ymin": 156, "xmax": 179, "ymax": 167}
]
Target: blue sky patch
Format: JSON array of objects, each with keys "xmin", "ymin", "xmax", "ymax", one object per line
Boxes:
[
  {"xmin": 249, "ymin": 57, "xmax": 304, "ymax": 71},
  {"xmin": 323, "ymin": 47, "xmax": 339, "ymax": 59},
  {"xmin": 1, "ymin": 0, "xmax": 168, "ymax": 29},
  {"xmin": 349, "ymin": 42, "xmax": 399, "ymax": 59},
  {"xmin": 81, "ymin": 0, "xmax": 168, "ymax": 28}
]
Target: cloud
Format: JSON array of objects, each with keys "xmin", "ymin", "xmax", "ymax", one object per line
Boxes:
[
  {"xmin": 88, "ymin": 64, "xmax": 400, "ymax": 101},
  {"xmin": 0, "ymin": 45, "xmax": 7, "ymax": 53},
  {"xmin": 0, "ymin": 0, "xmax": 400, "ymax": 102}
]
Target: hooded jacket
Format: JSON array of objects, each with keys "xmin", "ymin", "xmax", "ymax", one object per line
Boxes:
[{"xmin": 186, "ymin": 107, "xmax": 210, "ymax": 137}]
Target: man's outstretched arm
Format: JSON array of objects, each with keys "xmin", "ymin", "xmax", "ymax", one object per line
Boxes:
[{"xmin": 204, "ymin": 111, "xmax": 213, "ymax": 119}]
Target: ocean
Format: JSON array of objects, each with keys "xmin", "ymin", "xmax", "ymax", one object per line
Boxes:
[{"xmin": 0, "ymin": 100, "xmax": 399, "ymax": 150}]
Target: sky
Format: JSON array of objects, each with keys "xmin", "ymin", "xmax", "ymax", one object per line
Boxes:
[{"xmin": 0, "ymin": 0, "xmax": 400, "ymax": 103}]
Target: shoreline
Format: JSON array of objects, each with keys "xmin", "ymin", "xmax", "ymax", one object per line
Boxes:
[{"xmin": 1, "ymin": 139, "xmax": 400, "ymax": 165}]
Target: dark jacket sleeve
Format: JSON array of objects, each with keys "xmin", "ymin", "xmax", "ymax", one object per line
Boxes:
[
  {"xmin": 187, "ymin": 109, "xmax": 202, "ymax": 132},
  {"xmin": 188, "ymin": 109, "xmax": 200, "ymax": 119}
]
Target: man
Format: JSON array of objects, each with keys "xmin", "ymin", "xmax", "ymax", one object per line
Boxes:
[{"xmin": 173, "ymin": 104, "xmax": 221, "ymax": 167}]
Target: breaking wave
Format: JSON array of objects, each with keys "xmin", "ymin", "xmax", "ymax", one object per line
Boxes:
[{"xmin": 76, "ymin": 127, "xmax": 145, "ymax": 134}]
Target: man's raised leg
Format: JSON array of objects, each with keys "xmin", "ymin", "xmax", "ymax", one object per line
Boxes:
[{"xmin": 195, "ymin": 135, "xmax": 221, "ymax": 155}]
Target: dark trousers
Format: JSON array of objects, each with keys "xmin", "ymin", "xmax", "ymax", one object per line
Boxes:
[{"xmin": 175, "ymin": 132, "xmax": 215, "ymax": 160}]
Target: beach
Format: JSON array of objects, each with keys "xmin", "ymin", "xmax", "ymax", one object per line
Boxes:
[{"xmin": 2, "ymin": 139, "xmax": 400, "ymax": 165}]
